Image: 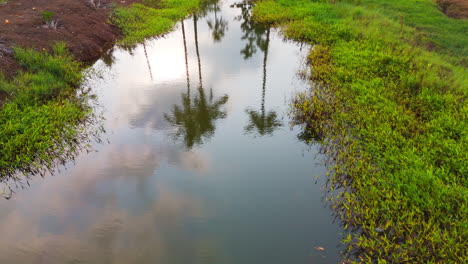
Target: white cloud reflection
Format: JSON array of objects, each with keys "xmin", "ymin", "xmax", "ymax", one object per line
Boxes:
[{"xmin": 0, "ymin": 140, "xmax": 216, "ymax": 263}]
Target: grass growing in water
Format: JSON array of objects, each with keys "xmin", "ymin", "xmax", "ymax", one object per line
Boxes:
[
  {"xmin": 113, "ymin": 0, "xmax": 201, "ymax": 46},
  {"xmin": 253, "ymin": 0, "xmax": 467, "ymax": 262},
  {"xmin": 0, "ymin": 44, "xmax": 98, "ymax": 191}
]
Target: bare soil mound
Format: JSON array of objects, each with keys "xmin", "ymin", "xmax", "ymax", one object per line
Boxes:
[{"xmin": 0, "ymin": 0, "xmax": 139, "ymax": 78}]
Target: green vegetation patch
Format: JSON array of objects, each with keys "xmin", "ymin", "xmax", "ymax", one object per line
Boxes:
[
  {"xmin": 113, "ymin": 0, "xmax": 201, "ymax": 46},
  {"xmin": 358, "ymin": 0, "xmax": 468, "ymax": 59},
  {"xmin": 254, "ymin": 0, "xmax": 467, "ymax": 262},
  {"xmin": 0, "ymin": 44, "xmax": 96, "ymax": 183},
  {"xmin": 1, "ymin": 43, "xmax": 81, "ymax": 104}
]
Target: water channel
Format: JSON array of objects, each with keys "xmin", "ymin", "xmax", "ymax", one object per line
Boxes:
[{"xmin": 0, "ymin": 1, "xmax": 344, "ymax": 263}]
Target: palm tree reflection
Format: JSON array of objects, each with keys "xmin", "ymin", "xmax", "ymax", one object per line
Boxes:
[
  {"xmin": 206, "ymin": 0, "xmax": 228, "ymax": 42},
  {"xmin": 181, "ymin": 20, "xmax": 190, "ymax": 93},
  {"xmin": 164, "ymin": 89, "xmax": 228, "ymax": 149},
  {"xmin": 244, "ymin": 28, "xmax": 282, "ymax": 136},
  {"xmin": 234, "ymin": 1, "xmax": 282, "ymax": 136},
  {"xmin": 233, "ymin": 0, "xmax": 269, "ymax": 60},
  {"xmin": 164, "ymin": 16, "xmax": 229, "ymax": 149},
  {"xmin": 101, "ymin": 47, "xmax": 116, "ymax": 68}
]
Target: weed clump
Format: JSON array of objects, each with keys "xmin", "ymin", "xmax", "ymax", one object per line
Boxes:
[
  {"xmin": 40, "ymin": 11, "xmax": 61, "ymax": 29},
  {"xmin": 1, "ymin": 43, "xmax": 81, "ymax": 104},
  {"xmin": 40, "ymin": 11, "xmax": 55, "ymax": 22}
]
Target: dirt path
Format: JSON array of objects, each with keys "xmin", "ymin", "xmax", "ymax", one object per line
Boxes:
[{"xmin": 0, "ymin": 0, "xmax": 139, "ymax": 79}]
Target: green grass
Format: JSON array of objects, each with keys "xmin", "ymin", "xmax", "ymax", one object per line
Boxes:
[
  {"xmin": 113, "ymin": 0, "xmax": 201, "ymax": 46},
  {"xmin": 1, "ymin": 43, "xmax": 81, "ymax": 104},
  {"xmin": 253, "ymin": 0, "xmax": 467, "ymax": 262},
  {"xmin": 0, "ymin": 43, "xmax": 96, "ymax": 183},
  {"xmin": 358, "ymin": 0, "xmax": 467, "ymax": 60}
]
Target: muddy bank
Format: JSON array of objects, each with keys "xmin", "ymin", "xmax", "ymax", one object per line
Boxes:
[{"xmin": 0, "ymin": 0, "xmax": 140, "ymax": 79}]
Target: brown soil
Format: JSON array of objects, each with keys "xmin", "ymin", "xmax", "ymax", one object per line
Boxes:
[
  {"xmin": 0, "ymin": 0, "xmax": 140, "ymax": 79},
  {"xmin": 437, "ymin": 0, "xmax": 468, "ymax": 19}
]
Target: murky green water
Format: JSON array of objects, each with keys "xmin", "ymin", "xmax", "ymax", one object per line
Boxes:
[{"xmin": 0, "ymin": 1, "xmax": 344, "ymax": 263}]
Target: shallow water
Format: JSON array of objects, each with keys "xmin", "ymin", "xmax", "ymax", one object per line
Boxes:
[{"xmin": 0, "ymin": 1, "xmax": 344, "ymax": 263}]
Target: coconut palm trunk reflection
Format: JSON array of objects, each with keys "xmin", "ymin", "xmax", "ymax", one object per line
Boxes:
[
  {"xmin": 182, "ymin": 20, "xmax": 190, "ymax": 93},
  {"xmin": 164, "ymin": 17, "xmax": 229, "ymax": 149},
  {"xmin": 235, "ymin": 1, "xmax": 282, "ymax": 137},
  {"xmin": 244, "ymin": 28, "xmax": 282, "ymax": 136},
  {"xmin": 143, "ymin": 42, "xmax": 154, "ymax": 81},
  {"xmin": 194, "ymin": 14, "xmax": 203, "ymax": 86}
]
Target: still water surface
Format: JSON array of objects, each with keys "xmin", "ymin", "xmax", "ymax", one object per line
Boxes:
[{"xmin": 0, "ymin": 1, "xmax": 344, "ymax": 263}]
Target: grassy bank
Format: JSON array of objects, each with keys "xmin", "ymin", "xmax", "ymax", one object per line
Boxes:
[
  {"xmin": 113, "ymin": 0, "xmax": 201, "ymax": 45},
  {"xmin": 0, "ymin": 43, "xmax": 94, "ymax": 183},
  {"xmin": 253, "ymin": 0, "xmax": 467, "ymax": 262}
]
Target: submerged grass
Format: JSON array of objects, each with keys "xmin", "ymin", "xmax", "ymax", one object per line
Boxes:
[
  {"xmin": 253, "ymin": 0, "xmax": 467, "ymax": 262},
  {"xmin": 0, "ymin": 43, "xmax": 97, "ymax": 188},
  {"xmin": 113, "ymin": 0, "xmax": 201, "ymax": 45}
]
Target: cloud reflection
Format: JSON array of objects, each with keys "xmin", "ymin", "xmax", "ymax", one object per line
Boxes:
[{"xmin": 0, "ymin": 141, "xmax": 216, "ymax": 263}]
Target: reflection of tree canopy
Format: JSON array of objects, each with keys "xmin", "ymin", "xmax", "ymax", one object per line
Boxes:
[
  {"xmin": 245, "ymin": 109, "xmax": 282, "ymax": 136},
  {"xmin": 205, "ymin": 0, "xmax": 228, "ymax": 42},
  {"xmin": 164, "ymin": 87, "xmax": 228, "ymax": 149},
  {"xmin": 234, "ymin": 1, "xmax": 282, "ymax": 137},
  {"xmin": 243, "ymin": 26, "xmax": 282, "ymax": 137},
  {"xmin": 101, "ymin": 47, "xmax": 116, "ymax": 67},
  {"xmin": 166, "ymin": 8, "xmax": 229, "ymax": 149},
  {"xmin": 232, "ymin": 0, "xmax": 270, "ymax": 59}
]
